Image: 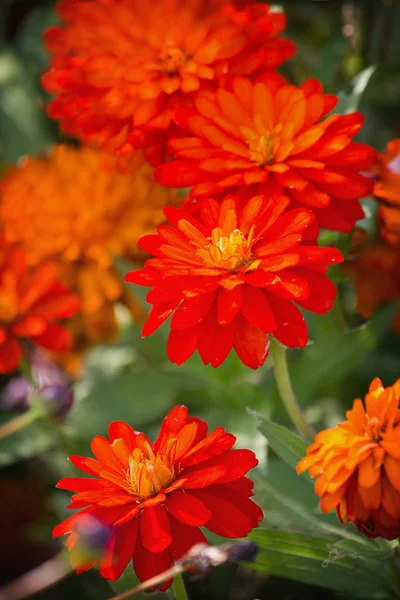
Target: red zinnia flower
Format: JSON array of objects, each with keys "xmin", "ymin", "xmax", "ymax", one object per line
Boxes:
[
  {"xmin": 54, "ymin": 405, "xmax": 262, "ymax": 588},
  {"xmin": 297, "ymin": 378, "xmax": 400, "ymax": 540},
  {"xmin": 42, "ymin": 0, "xmax": 295, "ymax": 166},
  {"xmin": 125, "ymin": 195, "xmax": 343, "ymax": 369},
  {"xmin": 156, "ymin": 75, "xmax": 377, "ymax": 232},
  {"xmin": 0, "ymin": 244, "xmax": 80, "ymax": 374}
]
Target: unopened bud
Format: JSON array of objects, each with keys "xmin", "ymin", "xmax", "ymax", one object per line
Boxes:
[
  {"xmin": 41, "ymin": 384, "xmax": 74, "ymax": 419},
  {"xmin": 73, "ymin": 515, "xmax": 112, "ymax": 561},
  {"xmin": 1, "ymin": 377, "xmax": 31, "ymax": 411}
]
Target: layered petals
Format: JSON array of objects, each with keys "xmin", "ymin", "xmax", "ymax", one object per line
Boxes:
[
  {"xmin": 156, "ymin": 75, "xmax": 376, "ymax": 232},
  {"xmin": 297, "ymin": 378, "xmax": 400, "ymax": 540},
  {"xmin": 42, "ymin": 0, "xmax": 295, "ymax": 166},
  {"xmin": 0, "ymin": 243, "xmax": 79, "ymax": 374},
  {"xmin": 125, "ymin": 195, "xmax": 343, "ymax": 369},
  {"xmin": 0, "ymin": 144, "xmax": 182, "ymax": 374},
  {"xmin": 54, "ymin": 406, "xmax": 262, "ymax": 589}
]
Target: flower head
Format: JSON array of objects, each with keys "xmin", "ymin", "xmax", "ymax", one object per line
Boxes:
[
  {"xmin": 372, "ymin": 139, "xmax": 400, "ymax": 246},
  {"xmin": 297, "ymin": 378, "xmax": 400, "ymax": 540},
  {"xmin": 54, "ymin": 405, "xmax": 262, "ymax": 587},
  {"xmin": 126, "ymin": 195, "xmax": 343, "ymax": 369},
  {"xmin": 0, "ymin": 244, "xmax": 80, "ymax": 374},
  {"xmin": 0, "ymin": 144, "xmax": 181, "ymax": 369},
  {"xmin": 0, "ymin": 145, "xmax": 181, "ymax": 268},
  {"xmin": 42, "ymin": 0, "xmax": 295, "ymax": 165},
  {"xmin": 341, "ymin": 238, "xmax": 400, "ymax": 334},
  {"xmin": 156, "ymin": 75, "xmax": 377, "ymax": 232}
]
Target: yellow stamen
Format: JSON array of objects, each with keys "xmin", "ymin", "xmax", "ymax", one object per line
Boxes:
[
  {"xmin": 127, "ymin": 446, "xmax": 175, "ymax": 499},
  {"xmin": 160, "ymin": 47, "xmax": 187, "ymax": 75}
]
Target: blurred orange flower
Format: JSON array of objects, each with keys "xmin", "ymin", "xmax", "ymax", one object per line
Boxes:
[
  {"xmin": 373, "ymin": 139, "xmax": 400, "ymax": 246},
  {"xmin": 42, "ymin": 0, "xmax": 295, "ymax": 166},
  {"xmin": 0, "ymin": 243, "xmax": 80, "ymax": 374},
  {"xmin": 297, "ymin": 378, "xmax": 400, "ymax": 540},
  {"xmin": 342, "ymin": 241, "xmax": 400, "ymax": 333},
  {"xmin": 0, "ymin": 144, "xmax": 181, "ymax": 371},
  {"xmin": 156, "ymin": 74, "xmax": 377, "ymax": 233}
]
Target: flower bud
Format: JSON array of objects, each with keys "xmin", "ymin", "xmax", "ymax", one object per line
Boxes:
[{"xmin": 40, "ymin": 384, "xmax": 73, "ymax": 419}]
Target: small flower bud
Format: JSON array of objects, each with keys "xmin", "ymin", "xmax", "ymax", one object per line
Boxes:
[
  {"xmin": 40, "ymin": 384, "xmax": 73, "ymax": 419},
  {"xmin": 1, "ymin": 377, "xmax": 31, "ymax": 411}
]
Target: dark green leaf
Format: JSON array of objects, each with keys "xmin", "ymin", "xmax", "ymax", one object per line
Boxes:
[
  {"xmin": 250, "ymin": 529, "xmax": 393, "ymax": 598},
  {"xmin": 249, "ymin": 410, "xmax": 308, "ymax": 471}
]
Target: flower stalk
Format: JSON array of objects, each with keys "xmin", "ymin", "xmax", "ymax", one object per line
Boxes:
[
  {"xmin": 269, "ymin": 338, "xmax": 315, "ymax": 442},
  {"xmin": 172, "ymin": 573, "xmax": 189, "ymax": 600}
]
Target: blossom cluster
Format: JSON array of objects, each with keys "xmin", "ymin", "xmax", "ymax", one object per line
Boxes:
[{"xmin": 1, "ymin": 0, "xmax": 399, "ymax": 592}]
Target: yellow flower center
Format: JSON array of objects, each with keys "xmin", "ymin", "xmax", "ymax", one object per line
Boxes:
[
  {"xmin": 127, "ymin": 444, "xmax": 175, "ymax": 499},
  {"xmin": 160, "ymin": 47, "xmax": 187, "ymax": 75},
  {"xmin": 197, "ymin": 227, "xmax": 259, "ymax": 271},
  {"xmin": 242, "ymin": 128, "xmax": 276, "ymax": 166},
  {"xmin": 367, "ymin": 417, "xmax": 384, "ymax": 442}
]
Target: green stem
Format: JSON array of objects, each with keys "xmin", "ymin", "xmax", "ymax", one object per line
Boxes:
[
  {"xmin": 0, "ymin": 406, "xmax": 42, "ymax": 439},
  {"xmin": 172, "ymin": 573, "xmax": 189, "ymax": 600},
  {"xmin": 269, "ymin": 338, "xmax": 315, "ymax": 442}
]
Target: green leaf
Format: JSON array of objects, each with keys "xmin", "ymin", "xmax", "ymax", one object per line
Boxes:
[
  {"xmin": 248, "ymin": 410, "xmax": 308, "ymax": 471},
  {"xmin": 250, "ymin": 529, "xmax": 393, "ymax": 598},
  {"xmin": 335, "ymin": 65, "xmax": 376, "ymax": 114},
  {"xmin": 71, "ymin": 364, "xmax": 197, "ymax": 441}
]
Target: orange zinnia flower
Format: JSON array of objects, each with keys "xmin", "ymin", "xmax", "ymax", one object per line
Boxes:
[
  {"xmin": 342, "ymin": 240, "xmax": 400, "ymax": 334},
  {"xmin": 0, "ymin": 243, "xmax": 80, "ymax": 374},
  {"xmin": 126, "ymin": 194, "xmax": 343, "ymax": 369},
  {"xmin": 156, "ymin": 75, "xmax": 377, "ymax": 233},
  {"xmin": 54, "ymin": 405, "xmax": 263, "ymax": 587},
  {"xmin": 372, "ymin": 139, "xmax": 400, "ymax": 246},
  {"xmin": 42, "ymin": 0, "xmax": 295, "ymax": 166},
  {"xmin": 0, "ymin": 145, "xmax": 181, "ymax": 268},
  {"xmin": 0, "ymin": 144, "xmax": 182, "ymax": 368},
  {"xmin": 297, "ymin": 378, "xmax": 400, "ymax": 540}
]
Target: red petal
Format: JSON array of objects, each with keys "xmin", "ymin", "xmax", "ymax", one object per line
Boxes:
[
  {"xmin": 168, "ymin": 515, "xmax": 207, "ymax": 561},
  {"xmin": 295, "ymin": 269, "xmax": 337, "ymax": 314},
  {"xmin": 234, "ymin": 314, "xmax": 269, "ymax": 369},
  {"xmin": 267, "ymin": 295, "xmax": 308, "ymax": 348},
  {"xmin": 32, "ymin": 324, "xmax": 72, "ymax": 352},
  {"xmin": 99, "ymin": 518, "xmax": 139, "ymax": 581},
  {"xmin": 240, "ymin": 287, "xmax": 277, "ymax": 333},
  {"xmin": 154, "ymin": 405, "xmax": 188, "ymax": 454},
  {"xmin": 155, "ymin": 159, "xmax": 204, "ymax": 188},
  {"xmin": 68, "ymin": 455, "xmax": 98, "ymax": 476},
  {"xmin": 133, "ymin": 535, "xmax": 173, "ymax": 591},
  {"xmin": 196, "ymin": 302, "xmax": 235, "ymax": 367},
  {"xmin": 206, "ymin": 484, "xmax": 263, "ymax": 526},
  {"xmin": 193, "ymin": 490, "xmax": 254, "ymax": 538},
  {"xmin": 170, "ymin": 290, "xmax": 217, "ymax": 330},
  {"xmin": 184, "ymin": 449, "xmax": 258, "ymax": 485},
  {"xmin": 139, "ymin": 506, "xmax": 172, "ymax": 553},
  {"xmin": 166, "ymin": 490, "xmax": 212, "ymax": 526},
  {"xmin": 167, "ymin": 327, "xmax": 198, "ymax": 365},
  {"xmin": 0, "ymin": 335, "xmax": 22, "ymax": 374},
  {"xmin": 180, "ymin": 427, "xmax": 236, "ymax": 468},
  {"xmin": 217, "ymin": 286, "xmax": 242, "ymax": 325},
  {"xmin": 12, "ymin": 316, "xmax": 47, "ymax": 337},
  {"xmin": 108, "ymin": 421, "xmax": 138, "ymax": 447}
]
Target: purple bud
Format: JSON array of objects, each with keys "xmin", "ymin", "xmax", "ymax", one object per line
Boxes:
[
  {"xmin": 73, "ymin": 515, "xmax": 112, "ymax": 554},
  {"xmin": 1, "ymin": 377, "xmax": 31, "ymax": 411},
  {"xmin": 40, "ymin": 384, "xmax": 74, "ymax": 419}
]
